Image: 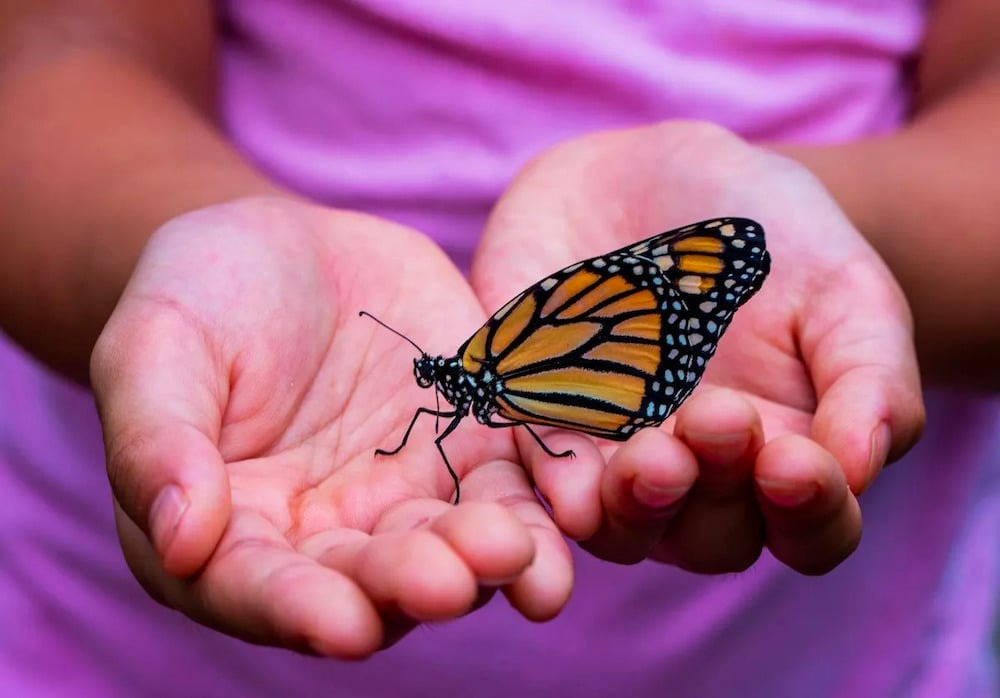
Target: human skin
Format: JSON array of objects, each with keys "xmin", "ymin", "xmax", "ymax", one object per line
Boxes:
[
  {"xmin": 1, "ymin": 0, "xmax": 997, "ymax": 658},
  {"xmin": 473, "ymin": 123, "xmax": 923, "ymax": 573}
]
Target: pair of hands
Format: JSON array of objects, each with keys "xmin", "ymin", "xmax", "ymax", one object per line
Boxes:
[{"xmin": 90, "ymin": 122, "xmax": 924, "ymax": 658}]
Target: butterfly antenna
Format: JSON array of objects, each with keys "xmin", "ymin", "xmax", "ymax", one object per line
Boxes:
[{"xmin": 359, "ymin": 311, "xmax": 426, "ymax": 354}]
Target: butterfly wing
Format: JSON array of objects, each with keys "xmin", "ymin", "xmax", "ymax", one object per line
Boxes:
[
  {"xmin": 460, "ymin": 217, "xmax": 770, "ymax": 439},
  {"xmin": 625, "ymin": 217, "xmax": 770, "ymax": 405}
]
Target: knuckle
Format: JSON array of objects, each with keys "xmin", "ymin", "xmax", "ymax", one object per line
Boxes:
[{"xmin": 104, "ymin": 428, "xmax": 159, "ymax": 519}]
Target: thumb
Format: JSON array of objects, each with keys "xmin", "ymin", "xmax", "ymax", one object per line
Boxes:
[
  {"xmin": 800, "ymin": 262, "xmax": 925, "ymax": 494},
  {"xmin": 91, "ymin": 305, "xmax": 231, "ymax": 578}
]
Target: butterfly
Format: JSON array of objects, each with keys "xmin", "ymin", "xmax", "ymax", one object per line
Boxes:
[{"xmin": 361, "ymin": 217, "xmax": 770, "ymax": 503}]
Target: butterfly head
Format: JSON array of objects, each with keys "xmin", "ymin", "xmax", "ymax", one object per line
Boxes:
[{"xmin": 413, "ymin": 355, "xmax": 438, "ymax": 389}]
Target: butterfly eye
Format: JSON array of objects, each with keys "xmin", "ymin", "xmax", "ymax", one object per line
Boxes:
[{"xmin": 413, "ymin": 357, "xmax": 435, "ymax": 388}]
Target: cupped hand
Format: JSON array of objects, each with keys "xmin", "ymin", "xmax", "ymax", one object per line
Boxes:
[
  {"xmin": 473, "ymin": 122, "xmax": 925, "ymax": 575},
  {"xmin": 90, "ymin": 197, "xmax": 572, "ymax": 657}
]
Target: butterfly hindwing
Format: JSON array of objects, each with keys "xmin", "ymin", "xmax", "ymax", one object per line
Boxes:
[{"xmin": 626, "ymin": 216, "xmax": 770, "ymax": 404}]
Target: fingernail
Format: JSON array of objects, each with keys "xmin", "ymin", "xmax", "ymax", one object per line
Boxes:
[
  {"xmin": 632, "ymin": 480, "xmax": 690, "ymax": 510},
  {"xmin": 869, "ymin": 422, "xmax": 891, "ymax": 480},
  {"xmin": 149, "ymin": 485, "xmax": 189, "ymax": 554},
  {"xmin": 757, "ymin": 478, "xmax": 817, "ymax": 507}
]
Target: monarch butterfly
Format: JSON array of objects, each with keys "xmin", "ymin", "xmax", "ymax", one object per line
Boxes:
[{"xmin": 362, "ymin": 217, "xmax": 770, "ymax": 503}]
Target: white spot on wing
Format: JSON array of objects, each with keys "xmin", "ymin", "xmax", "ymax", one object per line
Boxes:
[{"xmin": 678, "ymin": 275, "xmax": 703, "ymax": 294}]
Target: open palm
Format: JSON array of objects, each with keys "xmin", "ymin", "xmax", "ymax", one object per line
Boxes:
[
  {"xmin": 473, "ymin": 122, "xmax": 925, "ymax": 574},
  {"xmin": 91, "ymin": 198, "xmax": 571, "ymax": 657}
]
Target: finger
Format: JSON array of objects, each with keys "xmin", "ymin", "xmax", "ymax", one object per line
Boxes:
[
  {"xmin": 517, "ymin": 429, "xmax": 606, "ymax": 540},
  {"xmin": 674, "ymin": 389, "xmax": 765, "ymax": 496},
  {"xmin": 391, "ymin": 500, "xmax": 536, "ymax": 585},
  {"xmin": 460, "ymin": 459, "xmax": 575, "ymax": 620},
  {"xmin": 801, "ymin": 262, "xmax": 925, "ymax": 493},
  {"xmin": 580, "ymin": 429, "xmax": 697, "ymax": 564},
  {"xmin": 434, "ymin": 500, "xmax": 574, "ymax": 621},
  {"xmin": 121, "ymin": 509, "xmax": 385, "ymax": 658},
  {"xmin": 92, "ymin": 307, "xmax": 230, "ymax": 577},
  {"xmin": 651, "ymin": 389, "xmax": 765, "ymax": 573},
  {"xmin": 293, "ymin": 527, "xmax": 420, "ymax": 648},
  {"xmin": 503, "ymin": 520, "xmax": 574, "ymax": 621},
  {"xmin": 305, "ymin": 500, "xmax": 481, "ymax": 621},
  {"xmin": 307, "ymin": 466, "xmax": 574, "ymax": 623},
  {"xmin": 755, "ymin": 435, "xmax": 862, "ymax": 575},
  {"xmin": 314, "ymin": 533, "xmax": 479, "ymax": 621},
  {"xmin": 192, "ymin": 514, "xmax": 384, "ymax": 658}
]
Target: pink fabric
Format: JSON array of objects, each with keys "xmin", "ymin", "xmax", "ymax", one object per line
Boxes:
[
  {"xmin": 2, "ymin": 2, "xmax": 997, "ymax": 695},
  {"xmin": 219, "ymin": 1, "xmax": 922, "ymax": 269}
]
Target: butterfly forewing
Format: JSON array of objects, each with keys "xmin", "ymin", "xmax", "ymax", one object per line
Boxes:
[{"xmin": 458, "ymin": 217, "xmax": 770, "ymax": 439}]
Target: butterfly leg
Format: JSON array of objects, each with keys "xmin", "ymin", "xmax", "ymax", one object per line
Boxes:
[
  {"xmin": 521, "ymin": 424, "xmax": 575, "ymax": 460},
  {"xmin": 376, "ymin": 407, "xmax": 458, "ymax": 457},
  {"xmin": 485, "ymin": 417, "xmax": 575, "ymax": 460},
  {"xmin": 376, "ymin": 407, "xmax": 463, "ymax": 504},
  {"xmin": 433, "ymin": 414, "xmax": 465, "ymax": 504}
]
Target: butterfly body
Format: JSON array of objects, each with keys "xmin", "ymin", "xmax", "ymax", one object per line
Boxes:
[
  {"xmin": 410, "ymin": 354, "xmax": 503, "ymax": 425},
  {"xmin": 366, "ymin": 217, "xmax": 770, "ymax": 502}
]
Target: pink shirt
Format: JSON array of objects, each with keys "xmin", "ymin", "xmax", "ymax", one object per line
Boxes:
[{"xmin": 2, "ymin": 2, "xmax": 997, "ymax": 695}]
